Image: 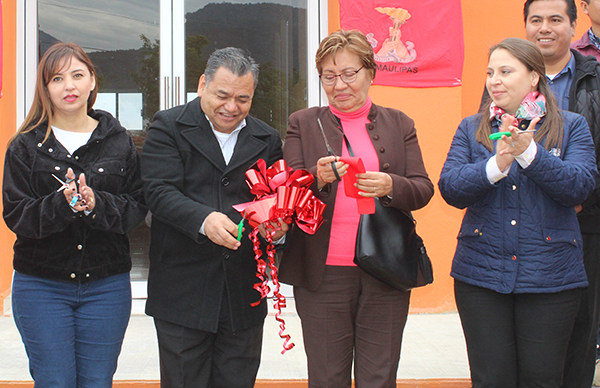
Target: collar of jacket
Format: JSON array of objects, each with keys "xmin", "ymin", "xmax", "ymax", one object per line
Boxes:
[
  {"xmin": 173, "ymin": 97, "xmax": 277, "ymax": 173},
  {"xmin": 34, "ymin": 109, "xmax": 125, "ymax": 145},
  {"xmin": 175, "ymin": 97, "xmax": 275, "ymax": 139},
  {"xmin": 571, "ymin": 49, "xmax": 600, "ymax": 78},
  {"xmin": 573, "ymin": 30, "xmax": 593, "ymax": 49}
]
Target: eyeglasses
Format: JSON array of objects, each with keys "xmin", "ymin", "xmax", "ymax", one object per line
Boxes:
[{"xmin": 319, "ymin": 67, "xmax": 364, "ymax": 86}]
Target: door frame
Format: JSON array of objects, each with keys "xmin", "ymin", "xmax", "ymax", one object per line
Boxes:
[
  {"xmin": 17, "ymin": 0, "xmax": 328, "ymax": 299},
  {"xmin": 19, "ymin": 0, "xmax": 327, "ymax": 126}
]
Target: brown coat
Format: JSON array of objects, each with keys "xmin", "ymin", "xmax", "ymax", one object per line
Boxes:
[{"xmin": 279, "ymin": 104, "xmax": 434, "ymax": 290}]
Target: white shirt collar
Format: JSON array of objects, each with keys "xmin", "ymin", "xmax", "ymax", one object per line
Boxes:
[{"xmin": 204, "ymin": 115, "xmax": 247, "ymax": 135}]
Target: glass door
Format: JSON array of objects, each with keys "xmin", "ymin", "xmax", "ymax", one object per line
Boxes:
[
  {"xmin": 36, "ymin": 0, "xmax": 161, "ymax": 297},
  {"xmin": 31, "ymin": 0, "xmax": 315, "ymax": 297},
  {"xmin": 181, "ymin": 0, "xmax": 308, "ymax": 138}
]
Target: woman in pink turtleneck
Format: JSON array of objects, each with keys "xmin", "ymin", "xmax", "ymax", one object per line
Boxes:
[{"xmin": 280, "ymin": 29, "xmax": 434, "ymax": 388}]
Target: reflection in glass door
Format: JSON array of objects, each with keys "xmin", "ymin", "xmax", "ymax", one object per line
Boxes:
[
  {"xmin": 182, "ymin": 0, "xmax": 308, "ymax": 138},
  {"xmin": 37, "ymin": 0, "xmax": 160, "ymax": 296},
  {"xmin": 38, "ymin": 0, "xmax": 161, "ymax": 130},
  {"xmin": 34, "ymin": 0, "xmax": 310, "ymax": 295}
]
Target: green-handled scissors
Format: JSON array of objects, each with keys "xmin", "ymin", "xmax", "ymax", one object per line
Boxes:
[
  {"xmin": 489, "ymin": 130, "xmax": 536, "ymax": 140},
  {"xmin": 237, "ymin": 212, "xmax": 246, "ymax": 241}
]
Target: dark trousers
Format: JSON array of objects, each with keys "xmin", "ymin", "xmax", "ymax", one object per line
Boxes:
[
  {"xmin": 153, "ymin": 291, "xmax": 263, "ymax": 388},
  {"xmin": 455, "ymin": 280, "xmax": 582, "ymax": 388},
  {"xmin": 294, "ymin": 265, "xmax": 411, "ymax": 388},
  {"xmin": 562, "ymin": 233, "xmax": 600, "ymax": 388}
]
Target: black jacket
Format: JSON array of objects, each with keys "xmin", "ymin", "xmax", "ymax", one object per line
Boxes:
[
  {"xmin": 141, "ymin": 98, "xmax": 283, "ymax": 333},
  {"xmin": 2, "ymin": 109, "xmax": 147, "ymax": 282},
  {"xmin": 569, "ymin": 49, "xmax": 600, "ymax": 233}
]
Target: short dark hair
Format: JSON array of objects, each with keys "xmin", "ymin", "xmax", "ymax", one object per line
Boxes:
[
  {"xmin": 204, "ymin": 47, "xmax": 259, "ymax": 89},
  {"xmin": 524, "ymin": 0, "xmax": 577, "ymax": 25}
]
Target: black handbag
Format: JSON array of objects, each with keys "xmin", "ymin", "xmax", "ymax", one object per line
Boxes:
[
  {"xmin": 354, "ymin": 198, "xmax": 433, "ymax": 291},
  {"xmin": 337, "ymin": 130, "xmax": 433, "ymax": 291}
]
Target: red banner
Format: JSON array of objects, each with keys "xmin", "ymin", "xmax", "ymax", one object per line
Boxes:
[{"xmin": 339, "ymin": 0, "xmax": 464, "ymax": 88}]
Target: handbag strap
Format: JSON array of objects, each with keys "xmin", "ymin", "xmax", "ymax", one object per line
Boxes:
[
  {"xmin": 338, "ymin": 127, "xmax": 356, "ymax": 157},
  {"xmin": 338, "ymin": 120, "xmax": 416, "ymax": 222}
]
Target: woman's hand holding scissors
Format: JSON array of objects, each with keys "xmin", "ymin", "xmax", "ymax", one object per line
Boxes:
[
  {"xmin": 55, "ymin": 168, "xmax": 96, "ymax": 212},
  {"xmin": 496, "ymin": 115, "xmax": 539, "ymax": 171},
  {"xmin": 78, "ymin": 172, "xmax": 96, "ymax": 212},
  {"xmin": 316, "ymin": 156, "xmax": 348, "ymax": 188}
]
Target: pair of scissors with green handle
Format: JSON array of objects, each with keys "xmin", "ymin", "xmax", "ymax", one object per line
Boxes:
[
  {"xmin": 237, "ymin": 211, "xmax": 247, "ymax": 241},
  {"xmin": 237, "ymin": 220, "xmax": 244, "ymax": 242},
  {"xmin": 489, "ymin": 129, "xmax": 536, "ymax": 140}
]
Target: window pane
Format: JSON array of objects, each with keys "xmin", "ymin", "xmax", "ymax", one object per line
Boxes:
[
  {"xmin": 184, "ymin": 0, "xmax": 308, "ymax": 138},
  {"xmin": 39, "ymin": 0, "xmax": 161, "ymax": 131},
  {"xmin": 37, "ymin": 0, "xmax": 159, "ymax": 284},
  {"xmin": 37, "ymin": 0, "xmax": 309, "ymax": 284}
]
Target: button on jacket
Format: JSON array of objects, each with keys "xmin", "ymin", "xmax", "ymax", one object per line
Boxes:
[
  {"xmin": 439, "ymin": 111, "xmax": 597, "ymax": 293},
  {"xmin": 279, "ymin": 104, "xmax": 434, "ymax": 291},
  {"xmin": 141, "ymin": 98, "xmax": 283, "ymax": 333},
  {"xmin": 3, "ymin": 109, "xmax": 147, "ymax": 282}
]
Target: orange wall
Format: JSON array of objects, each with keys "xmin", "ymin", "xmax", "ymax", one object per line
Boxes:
[
  {"xmin": 0, "ymin": 0, "xmax": 17, "ymax": 313},
  {"xmin": 329, "ymin": 0, "xmax": 592, "ymax": 313},
  {"xmin": 0, "ymin": 0, "xmax": 594, "ymax": 313}
]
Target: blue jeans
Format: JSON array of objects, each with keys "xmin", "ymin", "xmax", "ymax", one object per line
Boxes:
[{"xmin": 12, "ymin": 271, "xmax": 132, "ymax": 388}]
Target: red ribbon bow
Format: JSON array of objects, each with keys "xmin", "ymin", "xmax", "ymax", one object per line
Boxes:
[
  {"xmin": 233, "ymin": 159, "xmax": 326, "ymax": 354},
  {"xmin": 234, "ymin": 159, "xmax": 325, "ymax": 233}
]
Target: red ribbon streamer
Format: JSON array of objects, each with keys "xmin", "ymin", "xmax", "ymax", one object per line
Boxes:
[
  {"xmin": 249, "ymin": 226, "xmax": 294, "ymax": 354},
  {"xmin": 338, "ymin": 156, "xmax": 376, "ymax": 214},
  {"xmin": 233, "ymin": 159, "xmax": 326, "ymax": 354}
]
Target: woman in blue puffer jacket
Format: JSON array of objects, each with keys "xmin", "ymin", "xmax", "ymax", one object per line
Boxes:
[{"xmin": 439, "ymin": 38, "xmax": 597, "ymax": 388}]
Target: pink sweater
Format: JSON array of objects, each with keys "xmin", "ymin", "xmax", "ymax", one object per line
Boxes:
[{"xmin": 326, "ymin": 98, "xmax": 379, "ymax": 266}]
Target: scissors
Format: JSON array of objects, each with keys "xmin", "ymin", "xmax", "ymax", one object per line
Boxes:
[
  {"xmin": 52, "ymin": 173, "xmax": 80, "ymax": 207},
  {"xmin": 237, "ymin": 211, "xmax": 246, "ymax": 242},
  {"xmin": 317, "ymin": 118, "xmax": 342, "ymax": 181},
  {"xmin": 52, "ymin": 173, "xmax": 74, "ymax": 192},
  {"xmin": 489, "ymin": 130, "xmax": 536, "ymax": 140}
]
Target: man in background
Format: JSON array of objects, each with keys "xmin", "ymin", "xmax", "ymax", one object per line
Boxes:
[
  {"xmin": 571, "ymin": 0, "xmax": 600, "ymax": 384},
  {"xmin": 572, "ymin": 0, "xmax": 600, "ymax": 60},
  {"xmin": 525, "ymin": 0, "xmax": 600, "ymax": 386}
]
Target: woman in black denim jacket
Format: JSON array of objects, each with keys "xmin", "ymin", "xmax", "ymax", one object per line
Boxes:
[{"xmin": 2, "ymin": 42, "xmax": 147, "ymax": 387}]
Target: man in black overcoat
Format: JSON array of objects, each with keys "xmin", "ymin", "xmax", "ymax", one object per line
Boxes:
[{"xmin": 141, "ymin": 47, "xmax": 286, "ymax": 388}]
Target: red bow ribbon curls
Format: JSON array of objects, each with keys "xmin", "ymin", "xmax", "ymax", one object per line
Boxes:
[{"xmin": 233, "ymin": 159, "xmax": 326, "ymax": 354}]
